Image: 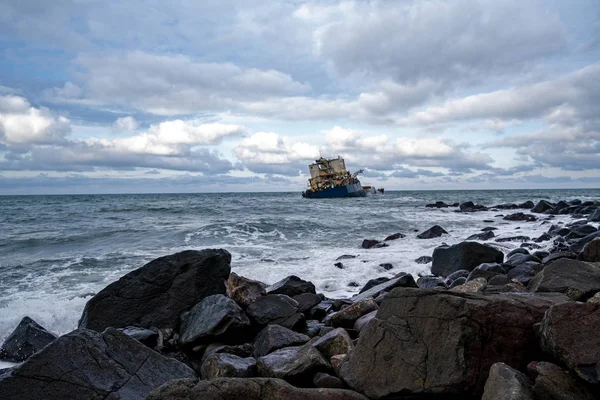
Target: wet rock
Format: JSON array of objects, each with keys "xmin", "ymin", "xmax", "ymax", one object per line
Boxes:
[
  {"xmin": 309, "ymin": 300, "xmax": 334, "ymax": 321},
  {"xmin": 481, "ymin": 362, "xmax": 533, "ymax": 400},
  {"xmin": 384, "ymin": 233, "xmax": 405, "ymax": 241},
  {"xmin": 336, "ymin": 255, "xmax": 357, "ymax": 261},
  {"xmin": 532, "ymin": 200, "xmax": 554, "ymax": 213},
  {"xmin": 566, "ymin": 224, "xmax": 598, "ymax": 240},
  {"xmin": 325, "ymin": 299, "xmax": 378, "ymax": 328},
  {"xmin": 550, "ymin": 200, "xmax": 570, "ymax": 214},
  {"xmin": 537, "ymin": 302, "xmax": 600, "ymax": 383},
  {"xmin": 146, "ymin": 377, "xmax": 368, "ymax": 400},
  {"xmin": 532, "ymin": 251, "xmax": 549, "ymax": 260},
  {"xmin": 417, "ymin": 225, "xmax": 448, "ymax": 239},
  {"xmin": 353, "ymin": 310, "xmax": 377, "ymax": 333},
  {"xmin": 313, "ymin": 372, "xmax": 345, "ymax": 388},
  {"xmin": 579, "ymin": 237, "xmax": 600, "ymax": 262},
  {"xmin": 347, "ymin": 282, "xmax": 359, "ymax": 287},
  {"xmin": 378, "ymin": 263, "xmax": 393, "ymax": 271},
  {"xmin": 449, "ymin": 276, "xmax": 467, "ymax": 288},
  {"xmin": 253, "ymin": 325, "xmax": 310, "ymax": 357},
  {"xmin": 330, "ymin": 354, "xmax": 347, "ymax": 376},
  {"xmin": 246, "ymin": 294, "xmax": 301, "ymax": 328},
  {"xmin": 466, "ymin": 230, "xmax": 495, "ymax": 241},
  {"xmin": 503, "ymin": 213, "xmax": 537, "ymax": 222},
  {"xmin": 339, "ymin": 288, "xmax": 564, "ymax": 399},
  {"xmin": 507, "ymin": 262, "xmax": 543, "ymax": 285},
  {"xmin": 257, "ymin": 345, "xmax": 330, "ymax": 382},
  {"xmin": 352, "ymin": 273, "xmax": 417, "ymax": 302},
  {"xmin": 334, "ymin": 262, "xmax": 344, "ymax": 269},
  {"xmin": 201, "ymin": 353, "xmax": 257, "ymax": 379},
  {"xmin": 570, "ymin": 231, "xmax": 600, "ymax": 253},
  {"xmin": 530, "ymin": 362, "xmax": 597, "ymax": 400},
  {"xmin": 79, "ymin": 249, "xmax": 231, "ymax": 331},
  {"xmin": 0, "ymin": 328, "xmax": 196, "ymax": 400},
  {"xmin": 0, "ymin": 317, "xmax": 57, "ymax": 362},
  {"xmin": 303, "ymin": 320, "xmax": 325, "ymax": 337},
  {"xmin": 431, "ymin": 242, "xmax": 504, "ymax": 278},
  {"xmin": 414, "ymin": 255, "xmax": 433, "ymax": 264},
  {"xmin": 450, "ymin": 277, "xmax": 487, "ymax": 293},
  {"xmin": 117, "ymin": 326, "xmax": 158, "ymax": 348},
  {"xmin": 426, "ymin": 201, "xmax": 449, "ymax": 208},
  {"xmin": 482, "ymin": 226, "xmax": 498, "ymax": 231},
  {"xmin": 506, "ymin": 253, "xmax": 542, "ymax": 268},
  {"xmin": 528, "ymin": 258, "xmax": 600, "ymax": 300},
  {"xmin": 267, "ymin": 275, "xmax": 316, "ymax": 297},
  {"xmin": 445, "ymin": 269, "xmax": 470, "ymax": 283},
  {"xmin": 417, "ymin": 276, "xmax": 446, "ymax": 288},
  {"xmin": 459, "ymin": 202, "xmax": 488, "ymax": 212},
  {"xmin": 180, "ymin": 294, "xmax": 250, "ymax": 346},
  {"xmin": 293, "ymin": 293, "xmax": 322, "ymax": 314},
  {"xmin": 507, "ymin": 248, "xmax": 529, "ymax": 258},
  {"xmin": 496, "ymin": 236, "xmax": 531, "ymax": 243},
  {"xmin": 226, "ymin": 272, "xmax": 266, "ymax": 308},
  {"xmin": 312, "ymin": 328, "xmax": 354, "ymax": 358},
  {"xmin": 361, "ymin": 239, "xmax": 381, "ymax": 249},
  {"xmin": 487, "ymin": 275, "xmax": 510, "ymax": 286},
  {"xmin": 588, "ymin": 207, "xmax": 600, "ymax": 222},
  {"xmin": 541, "ymin": 251, "xmax": 577, "ymax": 264},
  {"xmin": 534, "ymin": 233, "xmax": 552, "ymax": 242},
  {"xmin": 484, "ymin": 281, "xmax": 528, "ymax": 294},
  {"xmin": 199, "ymin": 343, "xmax": 254, "ymax": 364}
]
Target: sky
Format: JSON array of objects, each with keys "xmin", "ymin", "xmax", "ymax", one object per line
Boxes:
[{"xmin": 0, "ymin": 0, "xmax": 599, "ymax": 194}]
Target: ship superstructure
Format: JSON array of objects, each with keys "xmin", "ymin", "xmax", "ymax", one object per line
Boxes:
[{"xmin": 302, "ymin": 157, "xmax": 366, "ymax": 198}]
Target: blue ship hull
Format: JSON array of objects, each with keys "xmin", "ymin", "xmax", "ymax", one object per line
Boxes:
[{"xmin": 303, "ymin": 183, "xmax": 366, "ymax": 199}]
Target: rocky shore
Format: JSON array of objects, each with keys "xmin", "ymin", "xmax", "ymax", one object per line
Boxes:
[{"xmin": 1, "ymin": 198, "xmax": 600, "ymax": 399}]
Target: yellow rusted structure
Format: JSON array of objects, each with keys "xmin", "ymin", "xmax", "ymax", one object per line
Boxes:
[{"xmin": 308, "ymin": 157, "xmax": 361, "ymax": 191}]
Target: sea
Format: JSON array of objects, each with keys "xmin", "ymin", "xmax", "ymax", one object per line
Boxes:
[{"xmin": 1, "ymin": 189, "xmax": 599, "ymax": 357}]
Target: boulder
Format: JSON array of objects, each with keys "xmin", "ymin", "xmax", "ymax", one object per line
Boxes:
[
  {"xmin": 303, "ymin": 320, "xmax": 326, "ymax": 337},
  {"xmin": 566, "ymin": 224, "xmax": 598, "ymax": 239},
  {"xmin": 550, "ymin": 201, "xmax": 570, "ymax": 214},
  {"xmin": 528, "ymin": 258, "xmax": 600, "ymax": 300},
  {"xmin": 466, "ymin": 230, "xmax": 495, "ymax": 241},
  {"xmin": 426, "ymin": 201, "xmax": 449, "ymax": 208},
  {"xmin": 0, "ymin": 328, "xmax": 196, "ymax": 400},
  {"xmin": 588, "ymin": 207, "xmax": 600, "ymax": 222},
  {"xmin": 534, "ymin": 233, "xmax": 552, "ymax": 243},
  {"xmin": 507, "ymin": 248, "xmax": 529, "ymax": 258},
  {"xmin": 117, "ymin": 326, "xmax": 158, "ymax": 348},
  {"xmin": 226, "ymin": 272, "xmax": 266, "ymax": 308},
  {"xmin": 482, "ymin": 226, "xmax": 498, "ymax": 231},
  {"xmin": 180, "ymin": 294, "xmax": 250, "ymax": 346},
  {"xmin": 79, "ymin": 249, "xmax": 231, "ymax": 331},
  {"xmin": 358, "ymin": 277, "xmax": 390, "ymax": 293},
  {"xmin": 199, "ymin": 343, "xmax": 254, "ymax": 365},
  {"xmin": 339, "ymin": 288, "xmax": 564, "ymax": 399},
  {"xmin": 503, "ymin": 213, "xmax": 537, "ymax": 222},
  {"xmin": 253, "ymin": 325, "xmax": 310, "ymax": 357},
  {"xmin": 384, "ymin": 233, "xmax": 405, "ymax": 241},
  {"xmin": 0, "ymin": 317, "xmax": 57, "ymax": 362},
  {"xmin": 378, "ymin": 263, "xmax": 393, "ymax": 271},
  {"xmin": 309, "ymin": 300, "xmax": 334, "ymax": 321},
  {"xmin": 417, "ymin": 276, "xmax": 446, "ymax": 288},
  {"xmin": 267, "ymin": 275, "xmax": 316, "ymax": 297},
  {"xmin": 414, "ymin": 255, "xmax": 433, "ymax": 264},
  {"xmin": 541, "ymin": 251, "xmax": 576, "ymax": 264},
  {"xmin": 579, "ymin": 237, "xmax": 600, "ymax": 262},
  {"xmin": 506, "ymin": 262, "xmax": 543, "ymax": 285},
  {"xmin": 361, "ymin": 239, "xmax": 381, "ymax": 249},
  {"xmin": 311, "ymin": 328, "xmax": 354, "ymax": 358},
  {"xmin": 450, "ymin": 277, "xmax": 487, "ymax": 293},
  {"xmin": 257, "ymin": 345, "xmax": 330, "ymax": 382},
  {"xmin": 417, "ymin": 225, "xmax": 448, "ymax": 239},
  {"xmin": 570, "ymin": 231, "xmax": 600, "ymax": 254},
  {"xmin": 481, "ymin": 362, "xmax": 533, "ymax": 400},
  {"xmin": 532, "ymin": 200, "xmax": 554, "ymax": 213},
  {"xmin": 201, "ymin": 353, "xmax": 256, "ymax": 379},
  {"xmin": 325, "ymin": 299, "xmax": 378, "ymax": 329},
  {"xmin": 506, "ymin": 253, "xmax": 542, "ymax": 268},
  {"xmin": 146, "ymin": 377, "xmax": 368, "ymax": 400},
  {"xmin": 336, "ymin": 255, "xmax": 357, "ymax": 261},
  {"xmin": 352, "ymin": 273, "xmax": 417, "ymax": 303},
  {"xmin": 330, "ymin": 354, "xmax": 347, "ymax": 376},
  {"xmin": 293, "ymin": 293, "xmax": 322, "ymax": 314},
  {"xmin": 334, "ymin": 262, "xmax": 345, "ymax": 269},
  {"xmin": 353, "ymin": 311, "xmax": 377, "ymax": 333},
  {"xmin": 530, "ymin": 362, "xmax": 597, "ymax": 400},
  {"xmin": 487, "ymin": 275, "xmax": 510, "ymax": 286},
  {"xmin": 246, "ymin": 294, "xmax": 301, "ymax": 328},
  {"xmin": 536, "ymin": 302, "xmax": 600, "ymax": 383},
  {"xmin": 445, "ymin": 269, "xmax": 470, "ymax": 283},
  {"xmin": 496, "ymin": 236, "xmax": 531, "ymax": 243},
  {"xmin": 313, "ymin": 372, "xmax": 345, "ymax": 389},
  {"xmin": 431, "ymin": 242, "xmax": 504, "ymax": 278},
  {"xmin": 449, "ymin": 276, "xmax": 467, "ymax": 288}
]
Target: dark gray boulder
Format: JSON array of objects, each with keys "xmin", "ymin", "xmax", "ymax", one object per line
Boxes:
[
  {"xmin": 570, "ymin": 231, "xmax": 600, "ymax": 254},
  {"xmin": 384, "ymin": 232, "xmax": 405, "ymax": 241},
  {"xmin": 466, "ymin": 230, "xmax": 495, "ymax": 241},
  {"xmin": 292, "ymin": 293, "xmax": 322, "ymax": 314},
  {"xmin": 566, "ymin": 224, "xmax": 597, "ymax": 240},
  {"xmin": 449, "ymin": 276, "xmax": 467, "ymax": 288},
  {"xmin": 541, "ymin": 251, "xmax": 576, "ymax": 264},
  {"xmin": 311, "ymin": 328, "xmax": 353, "ymax": 358},
  {"xmin": 536, "ymin": 302, "xmax": 600, "ymax": 384},
  {"xmin": 246, "ymin": 294, "xmax": 303, "ymax": 330},
  {"xmin": 180, "ymin": 294, "xmax": 250, "ymax": 346},
  {"xmin": 339, "ymin": 288, "xmax": 564, "ymax": 399},
  {"xmin": 267, "ymin": 275, "xmax": 316, "ymax": 297},
  {"xmin": 358, "ymin": 277, "xmax": 390, "ymax": 293},
  {"xmin": 353, "ymin": 311, "xmax": 377, "ymax": 333},
  {"xmin": 579, "ymin": 237, "xmax": 600, "ymax": 262},
  {"xmin": 507, "ymin": 248, "xmax": 529, "ymax": 258},
  {"xmin": 313, "ymin": 372, "xmax": 345, "ymax": 389},
  {"xmin": 257, "ymin": 345, "xmax": 330, "ymax": 382},
  {"xmin": 324, "ymin": 299, "xmax": 378, "ymax": 329},
  {"xmin": 0, "ymin": 328, "xmax": 196, "ymax": 400},
  {"xmin": 506, "ymin": 253, "xmax": 542, "ymax": 268},
  {"xmin": 550, "ymin": 200, "xmax": 570, "ymax": 214},
  {"xmin": 528, "ymin": 258, "xmax": 600, "ymax": 300},
  {"xmin": 417, "ymin": 225, "xmax": 448, "ymax": 239},
  {"xmin": 117, "ymin": 326, "xmax": 158, "ymax": 348},
  {"xmin": 0, "ymin": 317, "xmax": 57, "ymax": 362},
  {"xmin": 352, "ymin": 273, "xmax": 417, "ymax": 302},
  {"xmin": 532, "ymin": 200, "xmax": 554, "ymax": 213},
  {"xmin": 482, "ymin": 226, "xmax": 498, "ymax": 231},
  {"xmin": 201, "ymin": 353, "xmax": 256, "ymax": 379},
  {"xmin": 199, "ymin": 343, "xmax": 254, "ymax": 365},
  {"xmin": 417, "ymin": 276, "xmax": 446, "ymax": 288},
  {"xmin": 431, "ymin": 242, "xmax": 504, "ymax": 278},
  {"xmin": 530, "ymin": 362, "xmax": 597, "ymax": 400},
  {"xmin": 503, "ymin": 213, "xmax": 537, "ymax": 222},
  {"xmin": 507, "ymin": 262, "xmax": 543, "ymax": 285},
  {"xmin": 79, "ymin": 249, "xmax": 231, "ymax": 331},
  {"xmin": 361, "ymin": 239, "xmax": 381, "ymax": 249},
  {"xmin": 588, "ymin": 207, "xmax": 600, "ymax": 222},
  {"xmin": 481, "ymin": 362, "xmax": 533, "ymax": 400},
  {"xmin": 303, "ymin": 320, "xmax": 325, "ymax": 337},
  {"xmin": 253, "ymin": 325, "xmax": 310, "ymax": 357},
  {"xmin": 414, "ymin": 255, "xmax": 433, "ymax": 264},
  {"xmin": 146, "ymin": 377, "xmax": 368, "ymax": 400},
  {"xmin": 496, "ymin": 236, "xmax": 531, "ymax": 243},
  {"xmin": 445, "ymin": 269, "xmax": 470, "ymax": 283}
]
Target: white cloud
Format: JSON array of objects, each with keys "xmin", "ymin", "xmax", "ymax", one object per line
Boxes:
[
  {"xmin": 234, "ymin": 131, "xmax": 319, "ymax": 165},
  {"xmin": 112, "ymin": 116, "xmax": 139, "ymax": 132}
]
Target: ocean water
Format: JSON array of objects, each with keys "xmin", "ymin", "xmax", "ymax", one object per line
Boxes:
[{"xmin": 1, "ymin": 189, "xmax": 599, "ymax": 347}]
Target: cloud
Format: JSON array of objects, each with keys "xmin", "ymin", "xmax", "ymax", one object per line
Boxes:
[
  {"xmin": 0, "ymin": 95, "xmax": 71, "ymax": 145},
  {"xmin": 112, "ymin": 116, "xmax": 139, "ymax": 132}
]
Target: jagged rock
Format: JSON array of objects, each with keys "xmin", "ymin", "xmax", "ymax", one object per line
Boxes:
[
  {"xmin": 180, "ymin": 294, "xmax": 250, "ymax": 346},
  {"xmin": 466, "ymin": 230, "xmax": 495, "ymax": 241},
  {"xmin": 579, "ymin": 237, "xmax": 600, "ymax": 262},
  {"xmin": 588, "ymin": 292, "xmax": 600, "ymax": 304},
  {"xmin": 431, "ymin": 242, "xmax": 504, "ymax": 278},
  {"xmin": 312, "ymin": 328, "xmax": 353, "ymax": 358},
  {"xmin": 426, "ymin": 201, "xmax": 449, "ymax": 208},
  {"xmin": 537, "ymin": 302, "xmax": 600, "ymax": 383},
  {"xmin": 309, "ymin": 300, "xmax": 334, "ymax": 321},
  {"xmin": 257, "ymin": 345, "xmax": 330, "ymax": 382},
  {"xmin": 353, "ymin": 311, "xmax": 377, "ymax": 333},
  {"xmin": 313, "ymin": 372, "xmax": 345, "ymax": 388},
  {"xmin": 534, "ymin": 233, "xmax": 552, "ymax": 243},
  {"xmin": 325, "ymin": 299, "xmax": 378, "ymax": 329},
  {"xmin": 303, "ymin": 320, "xmax": 325, "ymax": 337},
  {"xmin": 246, "ymin": 294, "xmax": 300, "ymax": 327},
  {"xmin": 450, "ymin": 277, "xmax": 487, "ymax": 293},
  {"xmin": 226, "ymin": 272, "xmax": 266, "ymax": 308},
  {"xmin": 339, "ymin": 288, "xmax": 564, "ymax": 399},
  {"xmin": 570, "ymin": 231, "xmax": 600, "ymax": 254},
  {"xmin": 267, "ymin": 275, "xmax": 316, "ymax": 297},
  {"xmin": 384, "ymin": 233, "xmax": 405, "ymax": 241},
  {"xmin": 201, "ymin": 353, "xmax": 256, "ymax": 379},
  {"xmin": 146, "ymin": 377, "xmax": 368, "ymax": 400},
  {"xmin": 330, "ymin": 354, "xmax": 347, "ymax": 376},
  {"xmin": 253, "ymin": 325, "xmax": 310, "ymax": 357},
  {"xmin": 496, "ymin": 236, "xmax": 531, "ymax": 243},
  {"xmin": 530, "ymin": 362, "xmax": 597, "ymax": 400},
  {"xmin": 507, "ymin": 262, "xmax": 543, "ymax": 285},
  {"xmin": 417, "ymin": 276, "xmax": 446, "ymax": 288},
  {"xmin": 550, "ymin": 201, "xmax": 570, "ymax": 214},
  {"xmin": 566, "ymin": 224, "xmax": 598, "ymax": 240},
  {"xmin": 482, "ymin": 226, "xmax": 498, "ymax": 231},
  {"xmin": 528, "ymin": 258, "xmax": 600, "ymax": 300},
  {"xmin": 293, "ymin": 293, "xmax": 322, "ymax": 314},
  {"xmin": 334, "ymin": 262, "xmax": 344, "ymax": 269},
  {"xmin": 352, "ymin": 273, "xmax": 417, "ymax": 302},
  {"xmin": 417, "ymin": 225, "xmax": 448, "ymax": 239},
  {"xmin": 117, "ymin": 326, "xmax": 158, "ymax": 348},
  {"xmin": 199, "ymin": 343, "xmax": 254, "ymax": 365},
  {"xmin": 361, "ymin": 239, "xmax": 381, "ymax": 249},
  {"xmin": 487, "ymin": 275, "xmax": 510, "ymax": 286},
  {"xmin": 532, "ymin": 251, "xmax": 549, "ymax": 260},
  {"xmin": 358, "ymin": 277, "xmax": 390, "ymax": 293},
  {"xmin": 588, "ymin": 207, "xmax": 600, "ymax": 222},
  {"xmin": 0, "ymin": 328, "xmax": 195, "ymax": 400},
  {"xmin": 378, "ymin": 263, "xmax": 393, "ymax": 271},
  {"xmin": 520, "ymin": 201, "xmax": 535, "ymax": 208},
  {"xmin": 532, "ymin": 200, "xmax": 554, "ymax": 213},
  {"xmin": 336, "ymin": 255, "xmax": 357, "ymax": 261},
  {"xmin": 503, "ymin": 213, "xmax": 537, "ymax": 222},
  {"xmin": 541, "ymin": 251, "xmax": 576, "ymax": 264},
  {"xmin": 79, "ymin": 249, "xmax": 231, "ymax": 331},
  {"xmin": 414, "ymin": 255, "xmax": 433, "ymax": 264},
  {"xmin": 459, "ymin": 202, "xmax": 488, "ymax": 212},
  {"xmin": 481, "ymin": 362, "xmax": 533, "ymax": 400},
  {"xmin": 0, "ymin": 317, "xmax": 57, "ymax": 362}
]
